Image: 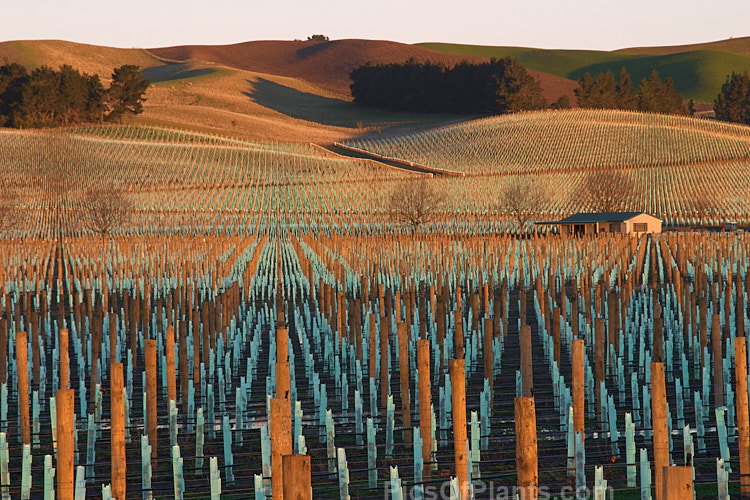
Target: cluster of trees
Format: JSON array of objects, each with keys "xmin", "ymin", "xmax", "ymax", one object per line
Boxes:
[
  {"xmin": 575, "ymin": 68, "xmax": 689, "ymax": 115},
  {"xmin": 0, "ymin": 63, "xmax": 150, "ymax": 128},
  {"xmin": 351, "ymin": 58, "xmax": 547, "ymax": 114},
  {"xmin": 714, "ymin": 71, "xmax": 750, "ymax": 125}
]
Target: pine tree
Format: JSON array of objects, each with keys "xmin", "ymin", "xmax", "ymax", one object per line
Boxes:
[
  {"xmin": 574, "ymin": 73, "xmax": 595, "ymax": 107},
  {"xmin": 591, "ymin": 71, "xmax": 617, "ymax": 108},
  {"xmin": 714, "ymin": 71, "xmax": 750, "ymax": 125},
  {"xmin": 106, "ymin": 65, "xmax": 150, "ymax": 123},
  {"xmin": 615, "ymin": 67, "xmax": 637, "ymax": 110},
  {"xmin": 0, "ymin": 63, "xmax": 27, "ymax": 126}
]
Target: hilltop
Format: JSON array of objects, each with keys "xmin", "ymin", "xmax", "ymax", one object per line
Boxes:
[
  {"xmin": 0, "ymin": 39, "xmax": 576, "ymax": 142},
  {"xmin": 3, "ymin": 36, "xmax": 749, "ymax": 140},
  {"xmin": 148, "ymin": 39, "xmax": 576, "ymax": 103},
  {"xmin": 420, "ymin": 37, "xmax": 750, "ymax": 103}
]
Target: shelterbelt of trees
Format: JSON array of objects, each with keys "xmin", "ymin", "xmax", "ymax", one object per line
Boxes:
[
  {"xmin": 574, "ymin": 67, "xmax": 690, "ymax": 115},
  {"xmin": 349, "ymin": 57, "xmax": 550, "ymax": 114},
  {"xmin": 0, "ymin": 63, "xmax": 150, "ymax": 128}
]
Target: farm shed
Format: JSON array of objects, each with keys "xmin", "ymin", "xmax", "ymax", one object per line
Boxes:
[{"xmin": 545, "ymin": 212, "xmax": 662, "ymax": 236}]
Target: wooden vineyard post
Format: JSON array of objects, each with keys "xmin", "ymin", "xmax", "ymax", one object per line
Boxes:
[
  {"xmin": 282, "ymin": 455, "xmax": 311, "ymax": 500},
  {"xmin": 179, "ymin": 321, "xmax": 188, "ymax": 413},
  {"xmin": 455, "ymin": 309, "xmax": 464, "ymax": 361},
  {"xmin": 572, "ymin": 339, "xmax": 585, "ymax": 440},
  {"xmin": 271, "ymin": 398, "xmax": 292, "ymax": 500},
  {"xmin": 109, "ymin": 315, "xmax": 118, "ymax": 366},
  {"xmin": 653, "ymin": 316, "xmax": 664, "ymax": 362},
  {"xmin": 111, "ymin": 362, "xmax": 126, "ymax": 500},
  {"xmin": 595, "ymin": 317, "xmax": 605, "ymax": 422},
  {"xmin": 699, "ymin": 297, "xmax": 708, "ymax": 367},
  {"xmin": 652, "ymin": 362, "xmax": 669, "ymax": 500},
  {"xmin": 16, "ymin": 331, "xmax": 31, "ymax": 446},
  {"xmin": 450, "ymin": 359, "xmax": 468, "ymax": 500},
  {"xmin": 520, "ymin": 325, "xmax": 533, "ymax": 397},
  {"xmin": 417, "ymin": 339, "xmax": 431, "ymax": 479},
  {"xmin": 60, "ymin": 328, "xmax": 70, "ymax": 389},
  {"xmin": 380, "ymin": 318, "xmax": 389, "ymax": 414},
  {"xmin": 166, "ymin": 326, "xmax": 177, "ymax": 404},
  {"xmin": 146, "ymin": 339, "xmax": 158, "ymax": 459},
  {"xmin": 735, "ymin": 336, "xmax": 750, "ymax": 497},
  {"xmin": 57, "ymin": 388, "xmax": 75, "ymax": 500},
  {"xmin": 0, "ymin": 318, "xmax": 6, "ymax": 385},
  {"xmin": 662, "ymin": 466, "xmax": 693, "ymax": 499},
  {"xmin": 712, "ymin": 314, "xmax": 724, "ymax": 407},
  {"xmin": 193, "ymin": 311, "xmax": 201, "ymax": 390},
  {"xmin": 277, "ymin": 324, "xmax": 289, "ymax": 364},
  {"xmin": 277, "ymin": 324, "xmax": 290, "ymax": 399},
  {"xmin": 397, "ymin": 322, "xmax": 411, "ymax": 442},
  {"xmin": 552, "ymin": 306, "xmax": 561, "ymax": 365},
  {"xmin": 483, "ymin": 317, "xmax": 494, "ymax": 392},
  {"xmin": 515, "ymin": 397, "xmax": 538, "ymax": 500},
  {"xmin": 368, "ymin": 313, "xmax": 377, "ymax": 382}
]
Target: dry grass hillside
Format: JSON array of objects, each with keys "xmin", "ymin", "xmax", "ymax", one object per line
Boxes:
[
  {"xmin": 0, "ymin": 40, "xmax": 162, "ymax": 81},
  {"xmin": 148, "ymin": 38, "xmax": 577, "ymax": 103},
  {"xmin": 0, "ymin": 39, "xmax": 576, "ymax": 142}
]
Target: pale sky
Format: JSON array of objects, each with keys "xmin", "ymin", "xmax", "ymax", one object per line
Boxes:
[{"xmin": 2, "ymin": 0, "xmax": 749, "ymax": 51}]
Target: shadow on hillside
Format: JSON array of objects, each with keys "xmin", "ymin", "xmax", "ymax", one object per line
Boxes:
[
  {"xmin": 296, "ymin": 41, "xmax": 332, "ymax": 59},
  {"xmin": 246, "ymin": 77, "xmax": 472, "ymax": 137},
  {"xmin": 143, "ymin": 63, "xmax": 216, "ymax": 83},
  {"xmin": 246, "ymin": 78, "xmax": 361, "ymax": 128}
]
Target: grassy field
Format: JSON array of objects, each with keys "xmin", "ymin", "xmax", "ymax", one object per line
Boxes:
[
  {"xmin": 419, "ymin": 41, "xmax": 750, "ymax": 103},
  {"xmin": 0, "ymin": 40, "xmax": 470, "ymax": 143}
]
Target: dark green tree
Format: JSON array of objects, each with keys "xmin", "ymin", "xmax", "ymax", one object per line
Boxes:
[
  {"xmin": 58, "ymin": 65, "xmax": 90, "ymax": 126},
  {"xmin": 85, "ymin": 73, "xmax": 106, "ymax": 123},
  {"xmin": 350, "ymin": 57, "xmax": 544, "ymax": 115},
  {"xmin": 550, "ymin": 95, "xmax": 571, "ymax": 110},
  {"xmin": 491, "ymin": 58, "xmax": 547, "ymax": 113},
  {"xmin": 574, "ymin": 72, "xmax": 595, "ymax": 107},
  {"xmin": 0, "ymin": 63, "xmax": 107, "ymax": 128},
  {"xmin": 591, "ymin": 70, "xmax": 617, "ymax": 108},
  {"xmin": 576, "ymin": 71, "xmax": 617, "ymax": 109},
  {"xmin": 615, "ymin": 67, "xmax": 637, "ymax": 110},
  {"xmin": 16, "ymin": 66, "xmax": 61, "ymax": 127},
  {"xmin": 638, "ymin": 70, "xmax": 688, "ymax": 115},
  {"xmin": 714, "ymin": 71, "xmax": 750, "ymax": 125},
  {"xmin": 0, "ymin": 63, "xmax": 27, "ymax": 126},
  {"xmin": 106, "ymin": 65, "xmax": 150, "ymax": 122}
]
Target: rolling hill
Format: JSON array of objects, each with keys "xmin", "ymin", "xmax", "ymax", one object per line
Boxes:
[
  {"xmin": 0, "ymin": 39, "xmax": 574, "ymax": 142},
  {"xmin": 147, "ymin": 39, "xmax": 577, "ymax": 103},
  {"xmin": 3, "ymin": 36, "xmax": 750, "ymax": 141},
  {"xmin": 345, "ymin": 109, "xmax": 750, "ymax": 225},
  {"xmin": 0, "ymin": 40, "xmax": 471, "ymax": 142},
  {"xmin": 419, "ymin": 38, "xmax": 750, "ymax": 103}
]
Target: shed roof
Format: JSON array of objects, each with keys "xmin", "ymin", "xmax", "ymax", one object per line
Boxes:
[{"xmin": 553, "ymin": 212, "xmax": 660, "ymax": 224}]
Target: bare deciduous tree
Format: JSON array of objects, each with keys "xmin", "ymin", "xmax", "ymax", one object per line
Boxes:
[
  {"xmin": 500, "ymin": 176, "xmax": 550, "ymax": 231},
  {"xmin": 580, "ymin": 170, "xmax": 635, "ymax": 212},
  {"xmin": 389, "ymin": 176, "xmax": 447, "ymax": 233},
  {"xmin": 80, "ymin": 189, "xmax": 133, "ymax": 239}
]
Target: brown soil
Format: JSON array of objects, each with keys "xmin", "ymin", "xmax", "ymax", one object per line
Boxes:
[{"xmin": 148, "ymin": 39, "xmax": 577, "ymax": 104}]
